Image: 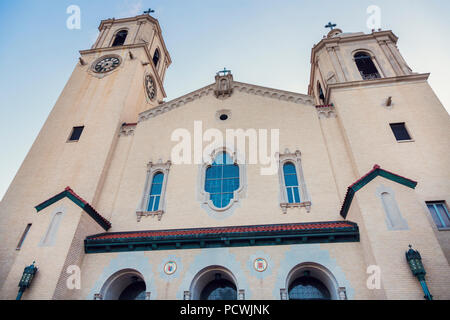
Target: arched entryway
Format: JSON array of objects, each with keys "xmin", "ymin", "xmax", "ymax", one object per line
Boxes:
[
  {"xmin": 285, "ymin": 263, "xmax": 340, "ymax": 300},
  {"xmin": 100, "ymin": 269, "xmax": 148, "ymax": 300},
  {"xmin": 189, "ymin": 266, "xmax": 238, "ymax": 300}
]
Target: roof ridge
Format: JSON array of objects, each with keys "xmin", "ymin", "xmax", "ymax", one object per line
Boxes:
[
  {"xmin": 35, "ymin": 186, "xmax": 111, "ymax": 231},
  {"xmin": 340, "ymin": 165, "xmax": 417, "ymax": 218},
  {"xmin": 138, "ymin": 81, "xmax": 314, "ymax": 123}
]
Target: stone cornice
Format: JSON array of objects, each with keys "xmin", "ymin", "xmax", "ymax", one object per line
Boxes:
[
  {"xmin": 98, "ymin": 14, "xmax": 171, "ymax": 65},
  {"xmin": 232, "ymin": 82, "xmax": 314, "ymax": 105},
  {"xmin": 311, "ymin": 30, "xmax": 399, "ymax": 60},
  {"xmin": 325, "ymin": 73, "xmax": 430, "ymax": 103},
  {"xmin": 138, "ymin": 83, "xmax": 215, "ymax": 122},
  {"xmin": 138, "ymin": 81, "xmax": 314, "ymax": 123},
  {"xmin": 80, "ymin": 43, "xmax": 167, "ymax": 98}
]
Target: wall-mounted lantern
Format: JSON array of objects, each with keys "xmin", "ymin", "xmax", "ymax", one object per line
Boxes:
[
  {"xmin": 16, "ymin": 261, "xmax": 38, "ymax": 300},
  {"xmin": 405, "ymin": 245, "xmax": 432, "ymax": 300}
]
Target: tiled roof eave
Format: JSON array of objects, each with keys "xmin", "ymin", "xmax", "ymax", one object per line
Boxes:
[{"xmin": 84, "ymin": 221, "xmax": 359, "ymax": 254}]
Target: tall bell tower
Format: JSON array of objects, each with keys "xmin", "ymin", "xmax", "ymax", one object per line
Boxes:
[
  {"xmin": 0, "ymin": 13, "xmax": 171, "ymax": 299},
  {"xmin": 309, "ymin": 27, "xmax": 450, "ymax": 299}
]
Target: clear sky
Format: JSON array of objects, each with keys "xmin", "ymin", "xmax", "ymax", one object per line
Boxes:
[{"xmin": 0, "ymin": 0, "xmax": 449, "ymax": 200}]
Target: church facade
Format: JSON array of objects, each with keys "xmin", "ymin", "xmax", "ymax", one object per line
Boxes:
[{"xmin": 0, "ymin": 13, "xmax": 449, "ymax": 300}]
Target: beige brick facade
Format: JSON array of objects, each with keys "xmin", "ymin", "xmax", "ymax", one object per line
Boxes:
[{"xmin": 0, "ymin": 16, "xmax": 448, "ymax": 300}]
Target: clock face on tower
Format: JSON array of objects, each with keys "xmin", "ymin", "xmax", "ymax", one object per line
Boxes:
[
  {"xmin": 93, "ymin": 56, "xmax": 121, "ymax": 73},
  {"xmin": 145, "ymin": 74, "xmax": 157, "ymax": 100}
]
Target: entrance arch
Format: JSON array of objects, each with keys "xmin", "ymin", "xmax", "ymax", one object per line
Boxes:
[
  {"xmin": 189, "ymin": 265, "xmax": 238, "ymax": 300},
  {"xmin": 285, "ymin": 263, "xmax": 339, "ymax": 300},
  {"xmin": 100, "ymin": 269, "xmax": 147, "ymax": 300}
]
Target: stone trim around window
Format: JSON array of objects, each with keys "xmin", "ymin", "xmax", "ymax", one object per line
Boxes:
[
  {"xmin": 197, "ymin": 148, "xmax": 247, "ymax": 220},
  {"xmin": 278, "ymin": 150, "xmax": 311, "ymax": 214},
  {"xmin": 136, "ymin": 160, "xmax": 171, "ymax": 222}
]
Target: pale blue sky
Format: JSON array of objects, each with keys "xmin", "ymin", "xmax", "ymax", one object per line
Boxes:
[{"xmin": 0, "ymin": 0, "xmax": 449, "ymax": 200}]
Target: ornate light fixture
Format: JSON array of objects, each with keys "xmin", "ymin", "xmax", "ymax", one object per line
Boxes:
[
  {"xmin": 16, "ymin": 261, "xmax": 38, "ymax": 300},
  {"xmin": 405, "ymin": 245, "xmax": 432, "ymax": 300}
]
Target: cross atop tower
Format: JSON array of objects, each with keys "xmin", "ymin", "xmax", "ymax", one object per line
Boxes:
[
  {"xmin": 325, "ymin": 22, "xmax": 337, "ymax": 30},
  {"xmin": 144, "ymin": 8, "xmax": 155, "ymax": 15},
  {"xmin": 217, "ymin": 67, "xmax": 231, "ymax": 76}
]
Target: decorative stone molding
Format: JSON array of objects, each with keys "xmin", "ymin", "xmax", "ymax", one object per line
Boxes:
[
  {"xmin": 214, "ymin": 73, "xmax": 234, "ymax": 99},
  {"xmin": 138, "ymin": 81, "xmax": 314, "ymax": 123},
  {"xmin": 136, "ymin": 159, "xmax": 171, "ymax": 222},
  {"xmin": 119, "ymin": 123, "xmax": 136, "ymax": 136},
  {"xmin": 138, "ymin": 84, "xmax": 215, "ymax": 122},
  {"xmin": 324, "ymin": 73, "xmax": 430, "ymax": 103},
  {"xmin": 198, "ymin": 148, "xmax": 247, "ymax": 220},
  {"xmin": 316, "ymin": 104, "xmax": 336, "ymax": 118},
  {"xmin": 280, "ymin": 201, "xmax": 312, "ymax": 214},
  {"xmin": 278, "ymin": 149, "xmax": 311, "ymax": 214},
  {"xmin": 232, "ymin": 82, "xmax": 314, "ymax": 105}
]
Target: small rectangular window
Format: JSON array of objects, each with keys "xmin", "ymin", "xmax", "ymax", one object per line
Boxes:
[
  {"xmin": 68, "ymin": 126, "xmax": 84, "ymax": 142},
  {"xmin": 16, "ymin": 223, "xmax": 32, "ymax": 250},
  {"xmin": 426, "ymin": 201, "xmax": 450, "ymax": 229},
  {"xmin": 390, "ymin": 123, "xmax": 411, "ymax": 141}
]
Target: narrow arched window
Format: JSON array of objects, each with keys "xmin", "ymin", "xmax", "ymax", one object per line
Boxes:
[
  {"xmin": 205, "ymin": 152, "xmax": 239, "ymax": 208},
  {"xmin": 112, "ymin": 30, "xmax": 128, "ymax": 47},
  {"xmin": 317, "ymin": 82, "xmax": 325, "ymax": 103},
  {"xmin": 283, "ymin": 162, "xmax": 300, "ymax": 203},
  {"xmin": 152, "ymin": 49, "xmax": 160, "ymax": 67},
  {"xmin": 148, "ymin": 172, "xmax": 164, "ymax": 211},
  {"xmin": 354, "ymin": 52, "xmax": 380, "ymax": 80}
]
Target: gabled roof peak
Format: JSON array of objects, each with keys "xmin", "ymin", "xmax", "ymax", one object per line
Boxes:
[
  {"xmin": 138, "ymin": 80, "xmax": 314, "ymax": 123},
  {"xmin": 35, "ymin": 187, "xmax": 111, "ymax": 231},
  {"xmin": 340, "ymin": 165, "xmax": 417, "ymax": 219}
]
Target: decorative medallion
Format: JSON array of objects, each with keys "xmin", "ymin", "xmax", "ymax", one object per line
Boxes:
[
  {"xmin": 145, "ymin": 74, "xmax": 157, "ymax": 100},
  {"xmin": 92, "ymin": 56, "xmax": 121, "ymax": 73},
  {"xmin": 253, "ymin": 258, "xmax": 268, "ymax": 272},
  {"xmin": 164, "ymin": 261, "xmax": 177, "ymax": 275}
]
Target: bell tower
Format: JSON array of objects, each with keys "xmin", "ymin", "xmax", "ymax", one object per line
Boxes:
[
  {"xmin": 0, "ymin": 13, "xmax": 172, "ymax": 298},
  {"xmin": 85, "ymin": 13, "xmax": 172, "ymax": 110},
  {"xmin": 308, "ymin": 26, "xmax": 450, "ymax": 299},
  {"xmin": 309, "ymin": 27, "xmax": 414, "ymax": 105}
]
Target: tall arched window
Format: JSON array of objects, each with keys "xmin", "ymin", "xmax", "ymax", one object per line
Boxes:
[
  {"xmin": 354, "ymin": 52, "xmax": 380, "ymax": 80},
  {"xmin": 205, "ymin": 152, "xmax": 239, "ymax": 209},
  {"xmin": 152, "ymin": 49, "xmax": 160, "ymax": 68},
  {"xmin": 112, "ymin": 30, "xmax": 128, "ymax": 47},
  {"xmin": 283, "ymin": 162, "xmax": 300, "ymax": 204},
  {"xmin": 148, "ymin": 172, "xmax": 164, "ymax": 211}
]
